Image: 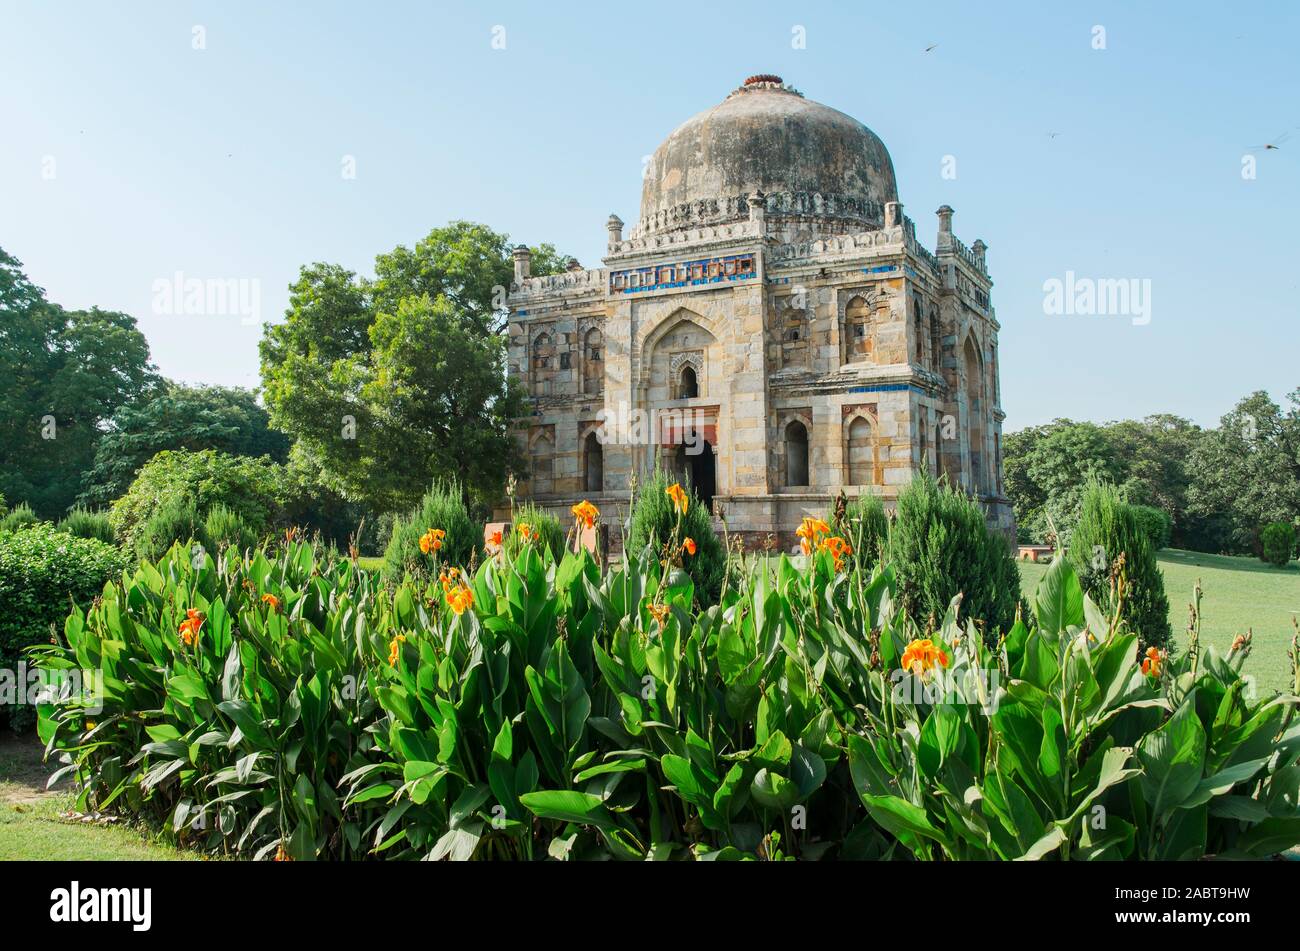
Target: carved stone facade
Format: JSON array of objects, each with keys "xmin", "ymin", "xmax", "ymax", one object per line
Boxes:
[{"xmin": 504, "ymin": 76, "xmax": 1014, "ymax": 547}]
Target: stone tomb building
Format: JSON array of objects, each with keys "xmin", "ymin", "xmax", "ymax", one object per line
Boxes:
[{"xmin": 506, "ymin": 75, "xmax": 1013, "ymax": 547}]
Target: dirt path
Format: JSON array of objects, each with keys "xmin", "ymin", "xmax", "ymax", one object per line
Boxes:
[{"xmin": 0, "ymin": 733, "xmax": 66, "ymax": 806}]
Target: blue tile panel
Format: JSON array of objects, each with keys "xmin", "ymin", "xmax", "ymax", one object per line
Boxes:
[
  {"xmin": 609, "ymin": 253, "xmax": 757, "ymax": 295},
  {"xmin": 847, "ymin": 383, "xmax": 921, "ymax": 394}
]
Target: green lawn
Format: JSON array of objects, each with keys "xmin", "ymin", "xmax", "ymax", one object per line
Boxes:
[
  {"xmin": 357, "ymin": 556, "xmax": 385, "ymax": 572},
  {"xmin": 0, "ymin": 736, "xmax": 193, "ymax": 861},
  {"xmin": 1018, "ymin": 549, "xmax": 1300, "ymax": 695}
]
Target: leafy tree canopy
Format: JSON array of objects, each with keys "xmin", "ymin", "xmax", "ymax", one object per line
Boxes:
[
  {"xmin": 0, "ymin": 247, "xmax": 158, "ymax": 518},
  {"xmin": 78, "ymin": 383, "xmax": 290, "ymax": 507},
  {"xmin": 260, "ymin": 222, "xmax": 568, "ymax": 514}
]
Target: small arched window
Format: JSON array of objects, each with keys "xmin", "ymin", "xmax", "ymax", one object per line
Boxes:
[
  {"xmin": 583, "ymin": 431, "xmax": 603, "ymax": 493},
  {"xmin": 678, "ymin": 365, "xmax": 699, "ymax": 400},
  {"xmin": 785, "ymin": 420, "xmax": 809, "ymax": 487}
]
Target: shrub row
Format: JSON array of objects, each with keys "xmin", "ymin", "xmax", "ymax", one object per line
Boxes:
[{"xmin": 33, "ymin": 531, "xmax": 1300, "ymax": 860}]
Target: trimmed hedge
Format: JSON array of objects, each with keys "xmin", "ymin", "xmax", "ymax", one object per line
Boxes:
[{"xmin": 0, "ymin": 524, "xmax": 128, "ymax": 730}]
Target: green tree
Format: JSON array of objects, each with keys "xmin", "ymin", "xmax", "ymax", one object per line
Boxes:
[
  {"xmin": 260, "ymin": 223, "xmax": 567, "ymax": 514},
  {"xmin": 0, "ymin": 248, "xmax": 158, "ymax": 518},
  {"xmin": 1068, "ymin": 481, "xmax": 1172, "ymax": 650},
  {"xmin": 1002, "ymin": 420, "xmax": 1123, "ymax": 543},
  {"xmin": 78, "ymin": 383, "xmax": 289, "ymax": 506},
  {"xmin": 1187, "ymin": 390, "xmax": 1300, "ymax": 553}
]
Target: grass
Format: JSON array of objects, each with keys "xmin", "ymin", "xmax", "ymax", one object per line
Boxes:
[
  {"xmin": 357, "ymin": 555, "xmax": 385, "ymax": 572},
  {"xmin": 1018, "ymin": 549, "xmax": 1300, "ymax": 695},
  {"xmin": 0, "ymin": 734, "xmax": 195, "ymax": 861}
]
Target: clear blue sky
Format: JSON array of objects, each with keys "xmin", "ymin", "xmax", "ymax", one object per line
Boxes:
[{"xmin": 3, "ymin": 0, "xmax": 1296, "ymax": 430}]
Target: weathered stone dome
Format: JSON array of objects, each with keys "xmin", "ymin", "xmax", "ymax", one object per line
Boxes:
[{"xmin": 638, "ymin": 76, "xmax": 898, "ymax": 236}]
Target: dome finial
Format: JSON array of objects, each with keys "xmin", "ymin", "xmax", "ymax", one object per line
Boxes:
[{"xmin": 744, "ymin": 73, "xmax": 783, "ymax": 87}]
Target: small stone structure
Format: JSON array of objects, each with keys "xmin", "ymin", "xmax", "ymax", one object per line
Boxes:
[{"xmin": 504, "ymin": 76, "xmax": 1014, "ymax": 548}]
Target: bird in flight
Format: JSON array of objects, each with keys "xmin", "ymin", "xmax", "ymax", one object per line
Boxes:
[
  {"xmin": 1249, "ymin": 130, "xmax": 1293, "ymax": 151},
  {"xmin": 924, "ymin": 43, "xmax": 938, "ymax": 52}
]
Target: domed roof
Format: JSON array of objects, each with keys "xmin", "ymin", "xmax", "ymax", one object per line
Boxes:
[{"xmin": 638, "ymin": 76, "xmax": 898, "ymax": 236}]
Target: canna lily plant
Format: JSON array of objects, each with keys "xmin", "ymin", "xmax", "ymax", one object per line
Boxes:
[{"xmin": 30, "ymin": 516, "xmax": 1300, "ymax": 861}]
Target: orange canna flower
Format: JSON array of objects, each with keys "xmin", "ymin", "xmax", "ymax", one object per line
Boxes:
[
  {"xmin": 647, "ymin": 601, "xmax": 670, "ymax": 630},
  {"xmin": 818, "ymin": 535, "xmax": 853, "ymax": 571},
  {"xmin": 518, "ymin": 522, "xmax": 535, "ymax": 542},
  {"xmin": 1230, "ymin": 634, "xmax": 1247, "ymax": 652},
  {"xmin": 900, "ymin": 638, "xmax": 949, "ymax": 679},
  {"xmin": 387, "ymin": 633, "xmax": 407, "ymax": 666},
  {"xmin": 445, "ymin": 582, "xmax": 475, "ymax": 616},
  {"xmin": 274, "ymin": 843, "xmax": 293, "ymax": 862},
  {"xmin": 571, "ymin": 500, "xmax": 600, "ymax": 530},
  {"xmin": 665, "ymin": 482, "xmax": 689, "ymax": 515},
  {"xmin": 261, "ymin": 593, "xmax": 281, "ymax": 612},
  {"xmin": 682, "ymin": 537, "xmax": 697, "ymax": 556},
  {"xmin": 488, "ymin": 529, "xmax": 504, "ymax": 551},
  {"xmin": 419, "ymin": 528, "xmax": 446, "ymax": 554},
  {"xmin": 1140, "ymin": 647, "xmax": 1165, "ymax": 678},
  {"xmin": 178, "ymin": 608, "xmax": 204, "ymax": 647},
  {"xmin": 796, "ymin": 517, "xmax": 832, "ymax": 555}
]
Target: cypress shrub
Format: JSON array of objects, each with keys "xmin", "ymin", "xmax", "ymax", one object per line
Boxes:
[
  {"xmin": 204, "ymin": 503, "xmax": 255, "ymax": 553},
  {"xmin": 888, "ymin": 472, "xmax": 1022, "ymax": 635},
  {"xmin": 1259, "ymin": 521, "xmax": 1296, "ymax": 567},
  {"xmin": 55, "ymin": 508, "xmax": 116, "ymax": 545},
  {"xmin": 509, "ymin": 501, "xmax": 564, "ymax": 563},
  {"xmin": 384, "ymin": 481, "xmax": 476, "ymax": 578},
  {"xmin": 627, "ymin": 467, "xmax": 725, "ymax": 604},
  {"xmin": 137, "ymin": 495, "xmax": 205, "ymax": 564},
  {"xmin": 0, "ymin": 503, "xmax": 40, "ymax": 534},
  {"xmin": 1068, "ymin": 481, "xmax": 1172, "ymax": 650}
]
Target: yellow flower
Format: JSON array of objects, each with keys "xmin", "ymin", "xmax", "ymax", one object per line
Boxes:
[
  {"xmin": 571, "ymin": 500, "xmax": 600, "ymax": 530},
  {"xmin": 274, "ymin": 843, "xmax": 293, "ymax": 862},
  {"xmin": 665, "ymin": 482, "xmax": 689, "ymax": 515},
  {"xmin": 900, "ymin": 638, "xmax": 949, "ymax": 679},
  {"xmin": 445, "ymin": 582, "xmax": 475, "ymax": 616},
  {"xmin": 682, "ymin": 537, "xmax": 697, "ymax": 556},
  {"xmin": 419, "ymin": 528, "xmax": 446, "ymax": 554},
  {"xmin": 178, "ymin": 609, "xmax": 204, "ymax": 647},
  {"xmin": 387, "ymin": 633, "xmax": 407, "ymax": 666},
  {"xmin": 518, "ymin": 522, "xmax": 535, "ymax": 542},
  {"xmin": 647, "ymin": 601, "xmax": 669, "ymax": 631},
  {"xmin": 1141, "ymin": 647, "xmax": 1165, "ymax": 678}
]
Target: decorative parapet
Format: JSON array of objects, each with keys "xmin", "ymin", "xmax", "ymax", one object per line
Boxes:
[
  {"xmin": 636, "ymin": 190, "xmax": 885, "ymax": 239},
  {"xmin": 608, "ymin": 219, "xmax": 761, "ymax": 257},
  {"xmin": 511, "ymin": 268, "xmax": 607, "ymax": 297},
  {"xmin": 768, "ymin": 223, "xmax": 904, "ymax": 264}
]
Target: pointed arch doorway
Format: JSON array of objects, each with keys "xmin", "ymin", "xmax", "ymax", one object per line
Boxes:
[{"xmin": 675, "ymin": 438, "xmax": 715, "ymax": 512}]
